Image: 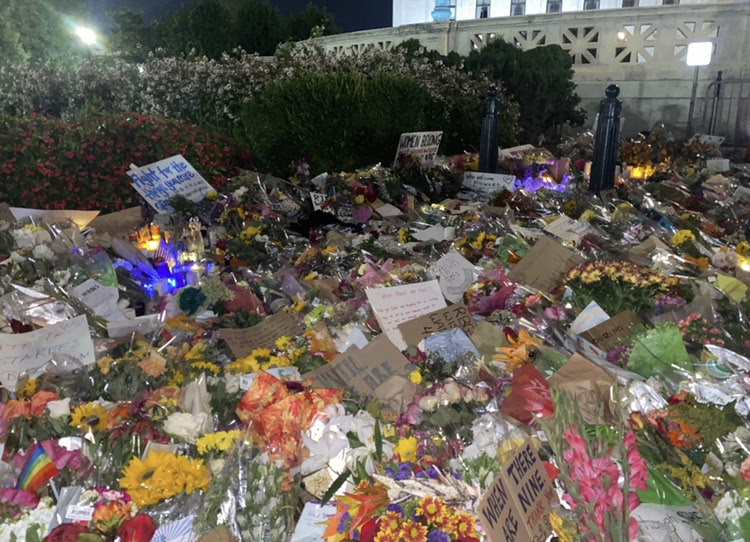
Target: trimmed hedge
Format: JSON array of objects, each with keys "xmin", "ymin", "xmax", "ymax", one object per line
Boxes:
[{"xmin": 0, "ymin": 112, "xmax": 251, "ymax": 212}]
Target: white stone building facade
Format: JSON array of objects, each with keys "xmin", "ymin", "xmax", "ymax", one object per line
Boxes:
[{"xmin": 394, "ymin": 0, "xmax": 717, "ymax": 28}]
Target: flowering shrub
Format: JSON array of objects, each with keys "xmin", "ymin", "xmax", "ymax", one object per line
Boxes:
[
  {"xmin": 0, "ymin": 44, "xmax": 519, "ymax": 174},
  {"xmin": 0, "ymin": 112, "xmax": 251, "ymax": 212}
]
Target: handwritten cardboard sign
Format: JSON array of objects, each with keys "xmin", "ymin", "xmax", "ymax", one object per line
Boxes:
[
  {"xmin": 579, "ymin": 310, "xmax": 640, "ymax": 352},
  {"xmin": 548, "ymin": 354, "xmax": 617, "ymax": 425},
  {"xmin": 220, "ymin": 312, "xmax": 302, "ymax": 359},
  {"xmin": 128, "ymin": 155, "xmax": 214, "ymax": 214},
  {"xmin": 303, "ymin": 335, "xmax": 411, "ymax": 395},
  {"xmin": 89, "ymin": 207, "xmax": 143, "ymax": 240},
  {"xmin": 478, "ymin": 440, "xmax": 554, "ymax": 542},
  {"xmin": 398, "ymin": 301, "xmax": 476, "ymax": 347},
  {"xmin": 431, "ymin": 250, "xmax": 480, "ymax": 303},
  {"xmin": 394, "ymin": 131, "xmax": 443, "ymax": 165},
  {"xmin": 366, "ymin": 280, "xmax": 446, "ymax": 351},
  {"xmin": 0, "ymin": 316, "xmax": 95, "ymax": 391},
  {"xmin": 463, "ymin": 172, "xmax": 516, "ymax": 195},
  {"xmin": 506, "ymin": 236, "xmax": 585, "ymax": 292}
]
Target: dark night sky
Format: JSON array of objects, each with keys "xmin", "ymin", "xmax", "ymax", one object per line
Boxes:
[{"xmin": 88, "ymin": 0, "xmax": 391, "ymax": 32}]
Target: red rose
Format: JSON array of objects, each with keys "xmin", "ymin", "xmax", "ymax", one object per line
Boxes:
[
  {"xmin": 43, "ymin": 523, "xmax": 91, "ymax": 542},
  {"xmin": 117, "ymin": 514, "xmax": 156, "ymax": 542}
]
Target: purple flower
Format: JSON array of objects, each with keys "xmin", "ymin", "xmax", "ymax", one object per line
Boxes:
[
  {"xmin": 386, "ymin": 504, "xmax": 404, "ymax": 516},
  {"xmin": 415, "ymin": 466, "xmax": 439, "ymax": 479},
  {"xmin": 427, "ymin": 530, "xmax": 450, "ymax": 542},
  {"xmin": 337, "ymin": 512, "xmax": 351, "ymax": 534}
]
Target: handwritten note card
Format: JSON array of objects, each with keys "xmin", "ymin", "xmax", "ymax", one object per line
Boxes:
[
  {"xmin": 506, "ymin": 236, "xmax": 585, "ymax": 293},
  {"xmin": 463, "ymin": 172, "xmax": 516, "ymax": 195},
  {"xmin": 128, "ymin": 155, "xmax": 214, "ymax": 214},
  {"xmin": 366, "ymin": 280, "xmax": 446, "ymax": 351},
  {"xmin": 579, "ymin": 310, "xmax": 640, "ymax": 352},
  {"xmin": 431, "ymin": 250, "xmax": 479, "ymax": 303},
  {"xmin": 303, "ymin": 335, "xmax": 411, "ymax": 395},
  {"xmin": 543, "ymin": 215, "xmax": 590, "ymax": 243},
  {"xmin": 220, "ymin": 312, "xmax": 303, "ymax": 359},
  {"xmin": 394, "ymin": 131, "xmax": 443, "ymax": 165},
  {"xmin": 398, "ymin": 301, "xmax": 476, "ymax": 348},
  {"xmin": 478, "ymin": 440, "xmax": 555, "ymax": 542},
  {"xmin": 291, "ymin": 503, "xmax": 337, "ymax": 542},
  {"xmin": 0, "ymin": 316, "xmax": 95, "ymax": 391}
]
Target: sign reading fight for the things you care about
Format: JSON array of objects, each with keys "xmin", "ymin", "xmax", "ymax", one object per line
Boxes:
[
  {"xmin": 394, "ymin": 132, "xmax": 443, "ymax": 165},
  {"xmin": 478, "ymin": 440, "xmax": 555, "ymax": 542},
  {"xmin": 128, "ymin": 155, "xmax": 214, "ymax": 213}
]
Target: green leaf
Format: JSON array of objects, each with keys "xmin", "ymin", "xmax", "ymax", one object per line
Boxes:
[
  {"xmin": 321, "ymin": 469, "xmax": 350, "ymax": 505},
  {"xmin": 356, "ymin": 459, "xmax": 370, "ymax": 484},
  {"xmin": 374, "ymin": 419, "xmax": 383, "ymax": 459}
]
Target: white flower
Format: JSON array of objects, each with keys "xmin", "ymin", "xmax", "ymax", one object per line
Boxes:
[
  {"xmin": 418, "ymin": 394, "xmax": 438, "ymax": 412},
  {"xmin": 442, "ymin": 381, "xmax": 463, "ymax": 404},
  {"xmin": 32, "ymin": 244, "xmax": 55, "ymax": 261},
  {"xmin": 46, "ymin": 398, "xmax": 71, "ymax": 419},
  {"xmin": 9, "ymin": 251, "xmax": 25, "ymax": 263},
  {"xmin": 163, "ymin": 412, "xmax": 212, "ymax": 443},
  {"xmin": 233, "ymin": 186, "xmax": 249, "ymax": 199}
]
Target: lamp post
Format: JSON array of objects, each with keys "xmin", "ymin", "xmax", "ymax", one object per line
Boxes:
[{"xmin": 685, "ymin": 41, "xmax": 713, "ymax": 139}]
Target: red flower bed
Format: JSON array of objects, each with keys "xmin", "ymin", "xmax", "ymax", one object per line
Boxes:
[{"xmin": 0, "ymin": 112, "xmax": 251, "ymax": 212}]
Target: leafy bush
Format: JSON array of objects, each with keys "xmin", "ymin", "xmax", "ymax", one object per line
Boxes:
[
  {"xmin": 0, "ymin": 112, "xmax": 251, "ymax": 212},
  {"xmin": 240, "ymin": 71, "xmax": 432, "ymax": 173},
  {"xmin": 464, "ymin": 40, "xmax": 586, "ymax": 143}
]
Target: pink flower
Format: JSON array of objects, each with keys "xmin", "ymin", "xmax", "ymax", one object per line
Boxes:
[
  {"xmin": 0, "ymin": 488, "xmax": 40, "ymax": 509},
  {"xmin": 740, "ymin": 456, "xmax": 750, "ymax": 482},
  {"xmin": 401, "ymin": 402, "xmax": 422, "ymax": 425}
]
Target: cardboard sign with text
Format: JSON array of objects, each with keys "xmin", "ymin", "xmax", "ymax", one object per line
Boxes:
[
  {"xmin": 478, "ymin": 440, "xmax": 555, "ymax": 542},
  {"xmin": 398, "ymin": 301, "xmax": 476, "ymax": 347},
  {"xmin": 548, "ymin": 354, "xmax": 617, "ymax": 425},
  {"xmin": 89, "ymin": 207, "xmax": 144, "ymax": 240},
  {"xmin": 506, "ymin": 236, "xmax": 585, "ymax": 292},
  {"xmin": 543, "ymin": 215, "xmax": 590, "ymax": 243},
  {"xmin": 220, "ymin": 312, "xmax": 302, "ymax": 359},
  {"xmin": 579, "ymin": 310, "xmax": 640, "ymax": 352},
  {"xmin": 128, "ymin": 155, "xmax": 214, "ymax": 214},
  {"xmin": 463, "ymin": 172, "xmax": 516, "ymax": 195},
  {"xmin": 303, "ymin": 335, "xmax": 411, "ymax": 395},
  {"xmin": 393, "ymin": 131, "xmax": 443, "ymax": 165}
]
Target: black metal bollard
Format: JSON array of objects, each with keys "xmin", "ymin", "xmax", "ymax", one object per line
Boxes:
[
  {"xmin": 589, "ymin": 84, "xmax": 623, "ymax": 193},
  {"xmin": 479, "ymin": 86, "xmax": 501, "ymax": 173}
]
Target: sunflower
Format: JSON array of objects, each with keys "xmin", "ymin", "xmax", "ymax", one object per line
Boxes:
[
  {"xmin": 119, "ymin": 450, "xmax": 209, "ymax": 508},
  {"xmin": 70, "ymin": 402, "xmax": 108, "ymax": 432}
]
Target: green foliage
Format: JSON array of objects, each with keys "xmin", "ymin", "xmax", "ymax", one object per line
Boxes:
[
  {"xmin": 0, "ymin": 0, "xmax": 90, "ymax": 65},
  {"xmin": 230, "ymin": 0, "xmax": 287, "ymax": 56},
  {"xmin": 287, "ymin": 2, "xmax": 341, "ymax": 41},
  {"xmin": 464, "ymin": 39, "xmax": 585, "ymax": 142},
  {"xmin": 108, "ymin": 9, "xmax": 152, "ymax": 62},
  {"xmin": 240, "ymin": 71, "xmax": 433, "ymax": 173}
]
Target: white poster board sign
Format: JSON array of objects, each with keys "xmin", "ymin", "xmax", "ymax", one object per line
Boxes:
[
  {"xmin": 127, "ymin": 155, "xmax": 214, "ymax": 213},
  {"xmin": 0, "ymin": 315, "xmax": 95, "ymax": 390},
  {"xmin": 394, "ymin": 132, "xmax": 443, "ymax": 165},
  {"xmin": 463, "ymin": 172, "xmax": 516, "ymax": 195}
]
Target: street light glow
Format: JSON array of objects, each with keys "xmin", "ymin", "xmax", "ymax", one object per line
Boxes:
[
  {"xmin": 686, "ymin": 41, "xmax": 712, "ymax": 67},
  {"xmin": 75, "ymin": 26, "xmax": 97, "ymax": 46}
]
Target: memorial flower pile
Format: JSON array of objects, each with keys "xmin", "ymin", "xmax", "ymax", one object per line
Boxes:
[{"xmin": 0, "ymin": 132, "xmax": 749, "ymax": 542}]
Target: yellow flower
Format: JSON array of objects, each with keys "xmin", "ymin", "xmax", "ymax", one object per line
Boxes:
[
  {"xmin": 275, "ymin": 336, "xmax": 291, "ymax": 350},
  {"xmin": 138, "ymin": 353, "xmax": 167, "ymax": 377},
  {"xmin": 398, "ymin": 520, "xmax": 427, "ymax": 542},
  {"xmin": 409, "ymin": 369, "xmax": 423, "ymax": 385},
  {"xmin": 302, "ymin": 272, "xmax": 317, "ymax": 280},
  {"xmin": 670, "ymin": 229, "xmax": 696, "ymax": 247},
  {"xmin": 737, "ymin": 241, "xmax": 750, "ymax": 256},
  {"xmin": 119, "ymin": 450, "xmax": 209, "ymax": 508},
  {"xmin": 240, "ymin": 225, "xmax": 263, "ymax": 241},
  {"xmin": 196, "ymin": 430, "xmax": 242, "ymax": 455},
  {"xmin": 471, "ymin": 232, "xmax": 486, "ymax": 250},
  {"xmin": 416, "ymin": 496, "xmax": 449, "ymax": 526},
  {"xmin": 18, "ymin": 378, "xmax": 37, "ymax": 399},
  {"xmin": 206, "ymin": 190, "xmax": 218, "ymax": 200},
  {"xmin": 393, "ymin": 436, "xmax": 417, "ymax": 462},
  {"xmin": 97, "ymin": 356, "xmax": 114, "ymax": 375},
  {"xmin": 549, "ymin": 511, "xmax": 575, "ymax": 542},
  {"xmin": 190, "ymin": 361, "xmax": 221, "ymax": 375},
  {"xmin": 448, "ymin": 511, "xmax": 478, "ymax": 539},
  {"xmin": 355, "ymin": 195, "xmax": 366, "ymax": 204},
  {"xmin": 70, "ymin": 402, "xmax": 109, "ymax": 432},
  {"xmin": 493, "ymin": 329, "xmax": 540, "ymax": 371},
  {"xmin": 323, "ymin": 246, "xmax": 338, "ymax": 255}
]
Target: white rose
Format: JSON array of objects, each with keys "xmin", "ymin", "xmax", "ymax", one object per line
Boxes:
[
  {"xmin": 418, "ymin": 394, "xmax": 438, "ymax": 412},
  {"xmin": 443, "ymin": 381, "xmax": 462, "ymax": 404},
  {"xmin": 163, "ymin": 412, "xmax": 212, "ymax": 443},
  {"xmin": 46, "ymin": 398, "xmax": 71, "ymax": 419}
]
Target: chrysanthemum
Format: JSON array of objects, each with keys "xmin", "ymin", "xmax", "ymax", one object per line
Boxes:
[
  {"xmin": 416, "ymin": 496, "xmax": 449, "ymax": 527},
  {"xmin": 399, "ymin": 520, "xmax": 428, "ymax": 542},
  {"xmin": 448, "ymin": 511, "xmax": 478, "ymax": 539}
]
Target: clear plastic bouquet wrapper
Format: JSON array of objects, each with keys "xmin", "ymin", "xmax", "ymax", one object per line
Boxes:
[{"xmin": 195, "ymin": 436, "xmax": 297, "ymax": 542}]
